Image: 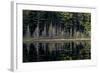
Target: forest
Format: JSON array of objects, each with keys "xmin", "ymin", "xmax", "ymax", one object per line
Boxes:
[
  {"xmin": 23, "ymin": 10, "xmax": 91, "ymax": 62},
  {"xmin": 23, "ymin": 10, "xmax": 91, "ymax": 40}
]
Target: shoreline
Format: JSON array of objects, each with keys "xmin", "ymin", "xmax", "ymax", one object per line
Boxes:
[{"xmin": 23, "ymin": 38, "xmax": 91, "ymax": 43}]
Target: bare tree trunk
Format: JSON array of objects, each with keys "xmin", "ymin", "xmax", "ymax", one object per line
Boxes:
[
  {"xmin": 70, "ymin": 26, "xmax": 72, "ymax": 38},
  {"xmin": 26, "ymin": 24, "xmax": 30, "ymax": 38},
  {"xmin": 37, "ymin": 12, "xmax": 40, "ymax": 38}
]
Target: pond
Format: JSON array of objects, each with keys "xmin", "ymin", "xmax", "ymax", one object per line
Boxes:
[{"xmin": 23, "ymin": 40, "xmax": 91, "ymax": 62}]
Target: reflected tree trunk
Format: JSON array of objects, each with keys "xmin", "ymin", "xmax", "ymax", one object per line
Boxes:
[{"xmin": 36, "ymin": 43, "xmax": 39, "ymax": 61}]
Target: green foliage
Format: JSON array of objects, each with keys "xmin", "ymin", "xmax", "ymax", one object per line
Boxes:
[{"xmin": 23, "ymin": 10, "xmax": 91, "ymax": 38}]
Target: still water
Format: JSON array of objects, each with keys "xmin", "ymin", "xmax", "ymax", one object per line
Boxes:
[{"xmin": 23, "ymin": 40, "xmax": 91, "ymax": 62}]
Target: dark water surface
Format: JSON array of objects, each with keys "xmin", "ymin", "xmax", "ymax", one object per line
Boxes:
[{"xmin": 23, "ymin": 40, "xmax": 91, "ymax": 62}]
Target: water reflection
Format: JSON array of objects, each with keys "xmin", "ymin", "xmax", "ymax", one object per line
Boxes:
[{"xmin": 23, "ymin": 41, "xmax": 91, "ymax": 62}]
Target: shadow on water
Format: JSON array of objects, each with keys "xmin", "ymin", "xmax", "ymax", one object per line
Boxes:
[{"xmin": 23, "ymin": 40, "xmax": 91, "ymax": 62}]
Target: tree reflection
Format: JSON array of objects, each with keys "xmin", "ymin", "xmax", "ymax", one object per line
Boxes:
[{"xmin": 23, "ymin": 41, "xmax": 91, "ymax": 62}]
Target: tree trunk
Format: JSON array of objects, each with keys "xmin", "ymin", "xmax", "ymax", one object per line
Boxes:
[
  {"xmin": 37, "ymin": 12, "xmax": 40, "ymax": 38},
  {"xmin": 26, "ymin": 24, "xmax": 30, "ymax": 38}
]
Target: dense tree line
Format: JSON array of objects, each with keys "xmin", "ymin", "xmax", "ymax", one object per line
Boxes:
[{"xmin": 23, "ymin": 10, "xmax": 91, "ymax": 38}]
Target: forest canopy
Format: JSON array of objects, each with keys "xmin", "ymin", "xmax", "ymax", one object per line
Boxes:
[{"xmin": 23, "ymin": 10, "xmax": 91, "ymax": 38}]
